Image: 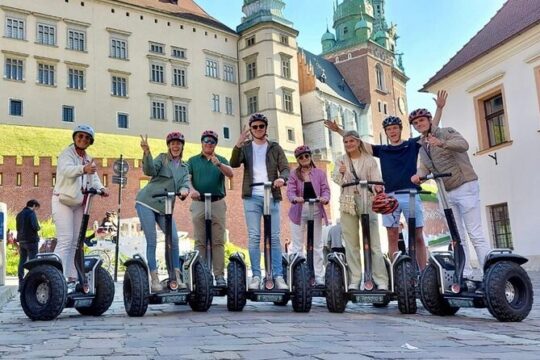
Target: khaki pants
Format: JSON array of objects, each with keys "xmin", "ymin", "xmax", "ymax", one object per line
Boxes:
[
  {"xmin": 341, "ymin": 194, "xmax": 389, "ymax": 288},
  {"xmin": 190, "ymin": 198, "xmax": 227, "ymax": 277}
]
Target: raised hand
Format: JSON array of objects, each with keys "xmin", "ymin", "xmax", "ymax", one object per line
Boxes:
[
  {"xmin": 140, "ymin": 134, "xmax": 150, "ymax": 154},
  {"xmin": 434, "ymin": 90, "xmax": 447, "ymax": 109},
  {"xmin": 323, "ymin": 119, "xmax": 342, "ymax": 133},
  {"xmin": 338, "ymin": 160, "xmax": 346, "ymax": 175},
  {"xmin": 235, "ymin": 125, "xmax": 251, "ymax": 148}
]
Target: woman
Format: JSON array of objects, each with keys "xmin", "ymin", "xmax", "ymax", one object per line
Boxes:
[
  {"xmin": 53, "ymin": 124, "xmax": 108, "ymax": 284},
  {"xmin": 331, "ymin": 130, "xmax": 389, "ymax": 290},
  {"xmin": 136, "ymin": 132, "xmax": 190, "ymax": 292},
  {"xmin": 287, "ymin": 145, "xmax": 330, "ymax": 285}
]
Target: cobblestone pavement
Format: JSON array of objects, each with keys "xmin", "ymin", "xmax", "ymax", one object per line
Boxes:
[{"xmin": 0, "ymin": 272, "xmax": 538, "ymax": 360}]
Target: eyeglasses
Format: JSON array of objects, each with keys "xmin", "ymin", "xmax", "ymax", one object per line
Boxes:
[
  {"xmin": 297, "ymin": 154, "xmax": 311, "ymax": 160},
  {"xmin": 76, "ymin": 133, "xmax": 91, "ymax": 141},
  {"xmin": 251, "ymin": 124, "xmax": 266, "ymax": 130},
  {"xmin": 202, "ymin": 137, "xmax": 217, "ymax": 145}
]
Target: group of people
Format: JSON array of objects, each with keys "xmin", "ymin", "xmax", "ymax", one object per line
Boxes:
[{"xmin": 23, "ymin": 89, "xmax": 491, "ymax": 294}]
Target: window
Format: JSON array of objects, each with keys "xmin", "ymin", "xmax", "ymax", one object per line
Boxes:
[
  {"xmin": 150, "ymin": 63, "xmax": 165, "ymax": 83},
  {"xmin": 247, "ymin": 61, "xmax": 257, "ymax": 80},
  {"xmin": 151, "ymin": 100, "xmax": 166, "ymax": 120},
  {"xmin": 68, "ymin": 68, "xmax": 84, "ymax": 90},
  {"xmin": 112, "ymin": 76, "xmax": 127, "ymax": 96},
  {"xmin": 248, "ymin": 95, "xmax": 258, "ymax": 114},
  {"xmin": 5, "ymin": 17, "xmax": 25, "ymax": 39},
  {"xmin": 223, "ymin": 64, "xmax": 236, "ymax": 83},
  {"xmin": 173, "ymin": 104, "xmax": 188, "ymax": 123},
  {"xmin": 212, "ymin": 94, "xmax": 220, "ymax": 112},
  {"xmin": 225, "ymin": 97, "xmax": 233, "ymax": 115},
  {"xmin": 117, "ymin": 113, "xmax": 129, "ymax": 129},
  {"xmin": 280, "ymin": 35, "xmax": 289, "ymax": 45},
  {"xmin": 375, "ymin": 64, "xmax": 385, "ymax": 91},
  {"xmin": 223, "ymin": 127, "xmax": 230, "ymax": 139},
  {"xmin": 377, "ymin": 101, "xmax": 382, "ymax": 112},
  {"xmin": 281, "ymin": 56, "xmax": 291, "ymax": 79},
  {"xmin": 206, "ymin": 59, "xmax": 218, "ymax": 78},
  {"xmin": 287, "ymin": 128, "xmax": 295, "ymax": 142},
  {"xmin": 9, "ymin": 99, "xmax": 22, "ymax": 116},
  {"xmin": 62, "ymin": 106, "xmax": 74, "ymax": 122},
  {"xmin": 37, "ymin": 23, "xmax": 56, "ymax": 45},
  {"xmin": 37, "ymin": 63, "xmax": 55, "ymax": 85},
  {"xmin": 484, "ymin": 94, "xmax": 506, "ymax": 147},
  {"xmin": 246, "ymin": 36, "xmax": 255, "ymax": 47},
  {"xmin": 489, "ymin": 203, "xmax": 513, "ymax": 249},
  {"xmin": 149, "ymin": 42, "xmax": 164, "ymax": 54},
  {"xmin": 474, "ymin": 87, "xmax": 510, "ymax": 151},
  {"xmin": 343, "ymin": 26, "xmax": 349, "ymax": 35},
  {"xmin": 171, "ymin": 47, "xmax": 186, "ymax": 59},
  {"xmin": 111, "ymin": 38, "xmax": 128, "ymax": 59},
  {"xmin": 383, "ymin": 103, "xmax": 388, "ymax": 115},
  {"xmin": 67, "ymin": 29, "xmax": 86, "ymax": 51},
  {"xmin": 5, "ymin": 58, "xmax": 24, "ymax": 81},
  {"xmin": 172, "ymin": 68, "xmax": 186, "ymax": 87},
  {"xmin": 283, "ymin": 91, "xmax": 293, "ymax": 113}
]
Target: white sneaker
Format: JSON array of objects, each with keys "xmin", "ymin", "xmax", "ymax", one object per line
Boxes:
[
  {"xmin": 275, "ymin": 276, "xmax": 288, "ymax": 290},
  {"xmin": 348, "ymin": 283, "xmax": 359, "ymax": 290},
  {"xmin": 249, "ymin": 276, "xmax": 261, "ymax": 290}
]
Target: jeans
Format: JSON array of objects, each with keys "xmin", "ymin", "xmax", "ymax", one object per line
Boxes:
[
  {"xmin": 243, "ymin": 196, "xmax": 283, "ymax": 278},
  {"xmin": 136, "ymin": 203, "xmax": 180, "ymax": 272},
  {"xmin": 18, "ymin": 242, "xmax": 38, "ymax": 282},
  {"xmin": 53, "ymin": 196, "xmax": 84, "ymax": 279}
]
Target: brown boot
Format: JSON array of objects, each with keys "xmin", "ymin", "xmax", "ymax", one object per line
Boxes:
[
  {"xmin": 175, "ymin": 268, "xmax": 187, "ymax": 289},
  {"xmin": 150, "ymin": 271, "xmax": 163, "ymax": 292}
]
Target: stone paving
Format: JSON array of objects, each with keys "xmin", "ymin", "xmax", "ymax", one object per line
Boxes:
[{"xmin": 0, "ymin": 272, "xmax": 539, "ymax": 359}]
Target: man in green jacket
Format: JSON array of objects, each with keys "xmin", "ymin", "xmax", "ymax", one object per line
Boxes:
[{"xmin": 230, "ymin": 113, "xmax": 290, "ymax": 290}]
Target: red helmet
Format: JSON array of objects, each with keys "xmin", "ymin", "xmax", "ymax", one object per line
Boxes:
[
  {"xmin": 371, "ymin": 193, "xmax": 399, "ymax": 215},
  {"xmin": 294, "ymin": 145, "xmax": 312, "ymax": 159},
  {"xmin": 408, "ymin": 108, "xmax": 432, "ymax": 123},
  {"xmin": 249, "ymin": 113, "xmax": 268, "ymax": 126},
  {"xmin": 201, "ymin": 130, "xmax": 218, "ymax": 143},
  {"xmin": 166, "ymin": 131, "xmax": 185, "ymax": 145}
]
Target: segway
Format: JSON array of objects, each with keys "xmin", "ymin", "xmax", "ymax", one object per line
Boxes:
[
  {"xmin": 227, "ymin": 182, "xmax": 312, "ymax": 312},
  {"xmin": 306, "ymin": 198, "xmax": 326, "ymax": 298},
  {"xmin": 202, "ymin": 193, "xmax": 227, "ymax": 297},
  {"xmin": 419, "ymin": 173, "xmax": 534, "ymax": 322},
  {"xmin": 123, "ymin": 191, "xmax": 213, "ymax": 317},
  {"xmin": 325, "ymin": 179, "xmax": 393, "ymax": 313},
  {"xmin": 21, "ymin": 188, "xmax": 115, "ymax": 321}
]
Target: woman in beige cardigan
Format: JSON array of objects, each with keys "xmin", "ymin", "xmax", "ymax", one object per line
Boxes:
[{"xmin": 332, "ymin": 130, "xmax": 389, "ymax": 290}]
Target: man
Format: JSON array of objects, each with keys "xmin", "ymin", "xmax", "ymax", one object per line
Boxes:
[
  {"xmin": 230, "ymin": 113, "xmax": 290, "ymax": 290},
  {"xmin": 325, "ymin": 91, "xmax": 447, "ymax": 269},
  {"xmin": 326, "ymin": 219, "xmax": 345, "ymax": 254},
  {"xmin": 187, "ymin": 130, "xmax": 234, "ymax": 287},
  {"xmin": 410, "ymin": 105, "xmax": 491, "ymax": 279},
  {"xmin": 16, "ymin": 199, "xmax": 41, "ymax": 290}
]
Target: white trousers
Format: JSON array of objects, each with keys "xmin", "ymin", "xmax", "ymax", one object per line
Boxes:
[
  {"xmin": 290, "ymin": 204, "xmax": 324, "ymax": 280},
  {"xmin": 52, "ymin": 196, "xmax": 84, "ymax": 279},
  {"xmin": 447, "ymin": 180, "xmax": 492, "ymax": 274}
]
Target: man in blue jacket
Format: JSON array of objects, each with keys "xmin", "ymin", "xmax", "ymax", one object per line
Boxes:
[{"xmin": 16, "ymin": 199, "xmax": 41, "ymax": 290}]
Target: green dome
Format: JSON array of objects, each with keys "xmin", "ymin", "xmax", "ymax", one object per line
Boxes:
[
  {"xmin": 373, "ymin": 30, "xmax": 388, "ymax": 40},
  {"xmin": 354, "ymin": 19, "xmax": 369, "ymax": 31},
  {"xmin": 321, "ymin": 30, "xmax": 335, "ymax": 42}
]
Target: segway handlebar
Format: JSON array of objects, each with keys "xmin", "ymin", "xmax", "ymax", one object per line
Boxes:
[
  {"xmin": 83, "ymin": 188, "xmax": 104, "ymax": 195},
  {"xmin": 419, "ymin": 173, "xmax": 451, "ymax": 182},
  {"xmin": 341, "ymin": 180, "xmax": 385, "ymax": 188},
  {"xmin": 394, "ymin": 190, "xmax": 432, "ymax": 195},
  {"xmin": 250, "ymin": 182, "xmax": 273, "ymax": 187},
  {"xmin": 152, "ymin": 191, "xmax": 187, "ymax": 201}
]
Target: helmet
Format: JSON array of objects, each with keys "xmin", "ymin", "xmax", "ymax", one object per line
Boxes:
[
  {"xmin": 382, "ymin": 116, "xmax": 402, "ymax": 129},
  {"xmin": 166, "ymin": 131, "xmax": 185, "ymax": 145},
  {"xmin": 248, "ymin": 113, "xmax": 268, "ymax": 126},
  {"xmin": 371, "ymin": 193, "xmax": 399, "ymax": 215},
  {"xmin": 72, "ymin": 124, "xmax": 95, "ymax": 145},
  {"xmin": 201, "ymin": 130, "xmax": 219, "ymax": 143},
  {"xmin": 409, "ymin": 108, "xmax": 432, "ymax": 123},
  {"xmin": 294, "ymin": 145, "xmax": 312, "ymax": 159}
]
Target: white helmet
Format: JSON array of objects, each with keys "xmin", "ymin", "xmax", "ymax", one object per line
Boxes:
[{"xmin": 72, "ymin": 124, "xmax": 95, "ymax": 144}]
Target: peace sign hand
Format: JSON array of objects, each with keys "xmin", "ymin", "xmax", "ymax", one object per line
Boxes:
[{"xmin": 140, "ymin": 134, "xmax": 150, "ymax": 154}]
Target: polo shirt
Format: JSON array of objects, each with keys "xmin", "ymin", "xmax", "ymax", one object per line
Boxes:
[{"xmin": 187, "ymin": 153, "xmax": 229, "ymax": 197}]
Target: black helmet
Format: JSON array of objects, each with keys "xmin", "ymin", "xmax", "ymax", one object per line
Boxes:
[{"xmin": 382, "ymin": 116, "xmax": 402, "ymax": 129}]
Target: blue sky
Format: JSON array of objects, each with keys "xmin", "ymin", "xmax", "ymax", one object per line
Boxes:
[{"xmin": 196, "ymin": 0, "xmax": 507, "ymax": 115}]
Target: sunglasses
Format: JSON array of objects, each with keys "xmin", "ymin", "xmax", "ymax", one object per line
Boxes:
[
  {"xmin": 251, "ymin": 124, "xmax": 266, "ymax": 130},
  {"xmin": 76, "ymin": 133, "xmax": 91, "ymax": 141},
  {"xmin": 297, "ymin": 153, "xmax": 311, "ymax": 160},
  {"xmin": 202, "ymin": 137, "xmax": 217, "ymax": 145}
]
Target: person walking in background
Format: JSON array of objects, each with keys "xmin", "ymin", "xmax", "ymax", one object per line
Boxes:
[{"xmin": 16, "ymin": 199, "xmax": 41, "ymax": 290}]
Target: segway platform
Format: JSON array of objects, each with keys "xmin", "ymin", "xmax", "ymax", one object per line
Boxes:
[
  {"xmin": 149, "ymin": 289, "xmax": 190, "ymax": 305},
  {"xmin": 248, "ymin": 289, "xmax": 288, "ymax": 302},
  {"xmin": 349, "ymin": 290, "xmax": 391, "ymax": 305}
]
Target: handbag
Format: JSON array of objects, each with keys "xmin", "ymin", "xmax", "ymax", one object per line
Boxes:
[{"xmin": 59, "ymin": 192, "xmax": 84, "ymax": 207}]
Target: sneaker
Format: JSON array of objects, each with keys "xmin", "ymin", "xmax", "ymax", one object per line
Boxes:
[
  {"xmin": 249, "ymin": 276, "xmax": 261, "ymax": 290},
  {"xmin": 275, "ymin": 276, "xmax": 288, "ymax": 290},
  {"xmin": 215, "ymin": 275, "xmax": 227, "ymax": 287},
  {"xmin": 315, "ymin": 277, "xmax": 325, "ymax": 286},
  {"xmin": 175, "ymin": 268, "xmax": 187, "ymax": 289},
  {"xmin": 67, "ymin": 281, "xmax": 77, "ymax": 294},
  {"xmin": 377, "ymin": 284, "xmax": 388, "ymax": 291},
  {"xmin": 348, "ymin": 283, "xmax": 359, "ymax": 290}
]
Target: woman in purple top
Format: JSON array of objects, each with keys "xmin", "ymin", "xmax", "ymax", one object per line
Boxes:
[{"xmin": 287, "ymin": 145, "xmax": 330, "ymax": 285}]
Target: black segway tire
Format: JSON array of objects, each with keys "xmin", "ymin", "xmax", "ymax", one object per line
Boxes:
[
  {"xmin": 274, "ymin": 258, "xmax": 290, "ymax": 306},
  {"xmin": 484, "ymin": 261, "xmax": 533, "ymax": 322},
  {"xmin": 395, "ymin": 260, "xmax": 417, "ymax": 314},
  {"xmin": 292, "ymin": 262, "xmax": 312, "ymax": 313},
  {"xmin": 188, "ymin": 262, "xmax": 213, "ymax": 312},
  {"xmin": 325, "ymin": 261, "xmax": 347, "ymax": 313},
  {"xmin": 123, "ymin": 264, "xmax": 149, "ymax": 317},
  {"xmin": 226, "ymin": 261, "xmax": 247, "ymax": 311},
  {"xmin": 21, "ymin": 265, "xmax": 67, "ymax": 321},
  {"xmin": 420, "ymin": 264, "xmax": 459, "ymax": 316},
  {"xmin": 76, "ymin": 266, "xmax": 115, "ymax": 316}
]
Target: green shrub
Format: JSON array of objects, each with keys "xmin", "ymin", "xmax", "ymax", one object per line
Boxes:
[
  {"xmin": 224, "ymin": 241, "xmax": 250, "ymax": 267},
  {"xmin": 6, "ymin": 248, "xmax": 19, "ymax": 276}
]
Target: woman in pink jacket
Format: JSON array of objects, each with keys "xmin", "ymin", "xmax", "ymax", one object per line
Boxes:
[{"xmin": 287, "ymin": 145, "xmax": 330, "ymax": 285}]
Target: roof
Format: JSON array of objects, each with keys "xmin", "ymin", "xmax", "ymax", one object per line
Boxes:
[
  {"xmin": 112, "ymin": 0, "xmax": 236, "ymax": 34},
  {"xmin": 422, "ymin": 0, "xmax": 540, "ymax": 90},
  {"xmin": 301, "ymin": 48, "xmax": 365, "ymax": 108}
]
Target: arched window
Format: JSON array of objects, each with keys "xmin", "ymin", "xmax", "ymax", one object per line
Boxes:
[{"xmin": 375, "ymin": 64, "xmax": 385, "ymax": 91}]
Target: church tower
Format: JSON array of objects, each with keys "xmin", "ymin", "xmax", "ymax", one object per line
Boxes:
[
  {"xmin": 237, "ymin": 0, "xmax": 302, "ymax": 153},
  {"xmin": 320, "ymin": 0, "xmax": 408, "ymax": 143}
]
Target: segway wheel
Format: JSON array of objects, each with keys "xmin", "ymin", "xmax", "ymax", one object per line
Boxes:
[
  {"xmin": 188, "ymin": 261, "xmax": 213, "ymax": 312},
  {"xmin": 420, "ymin": 264, "xmax": 459, "ymax": 316},
  {"xmin": 325, "ymin": 261, "xmax": 347, "ymax": 313},
  {"xmin": 123, "ymin": 264, "xmax": 149, "ymax": 317},
  {"xmin": 395, "ymin": 260, "xmax": 417, "ymax": 314},
  {"xmin": 226, "ymin": 260, "xmax": 247, "ymax": 311},
  {"xmin": 76, "ymin": 266, "xmax": 115, "ymax": 316},
  {"xmin": 21, "ymin": 265, "xmax": 67, "ymax": 321},
  {"xmin": 274, "ymin": 257, "xmax": 290, "ymax": 306},
  {"xmin": 291, "ymin": 262, "xmax": 312, "ymax": 313},
  {"xmin": 484, "ymin": 261, "xmax": 533, "ymax": 322}
]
